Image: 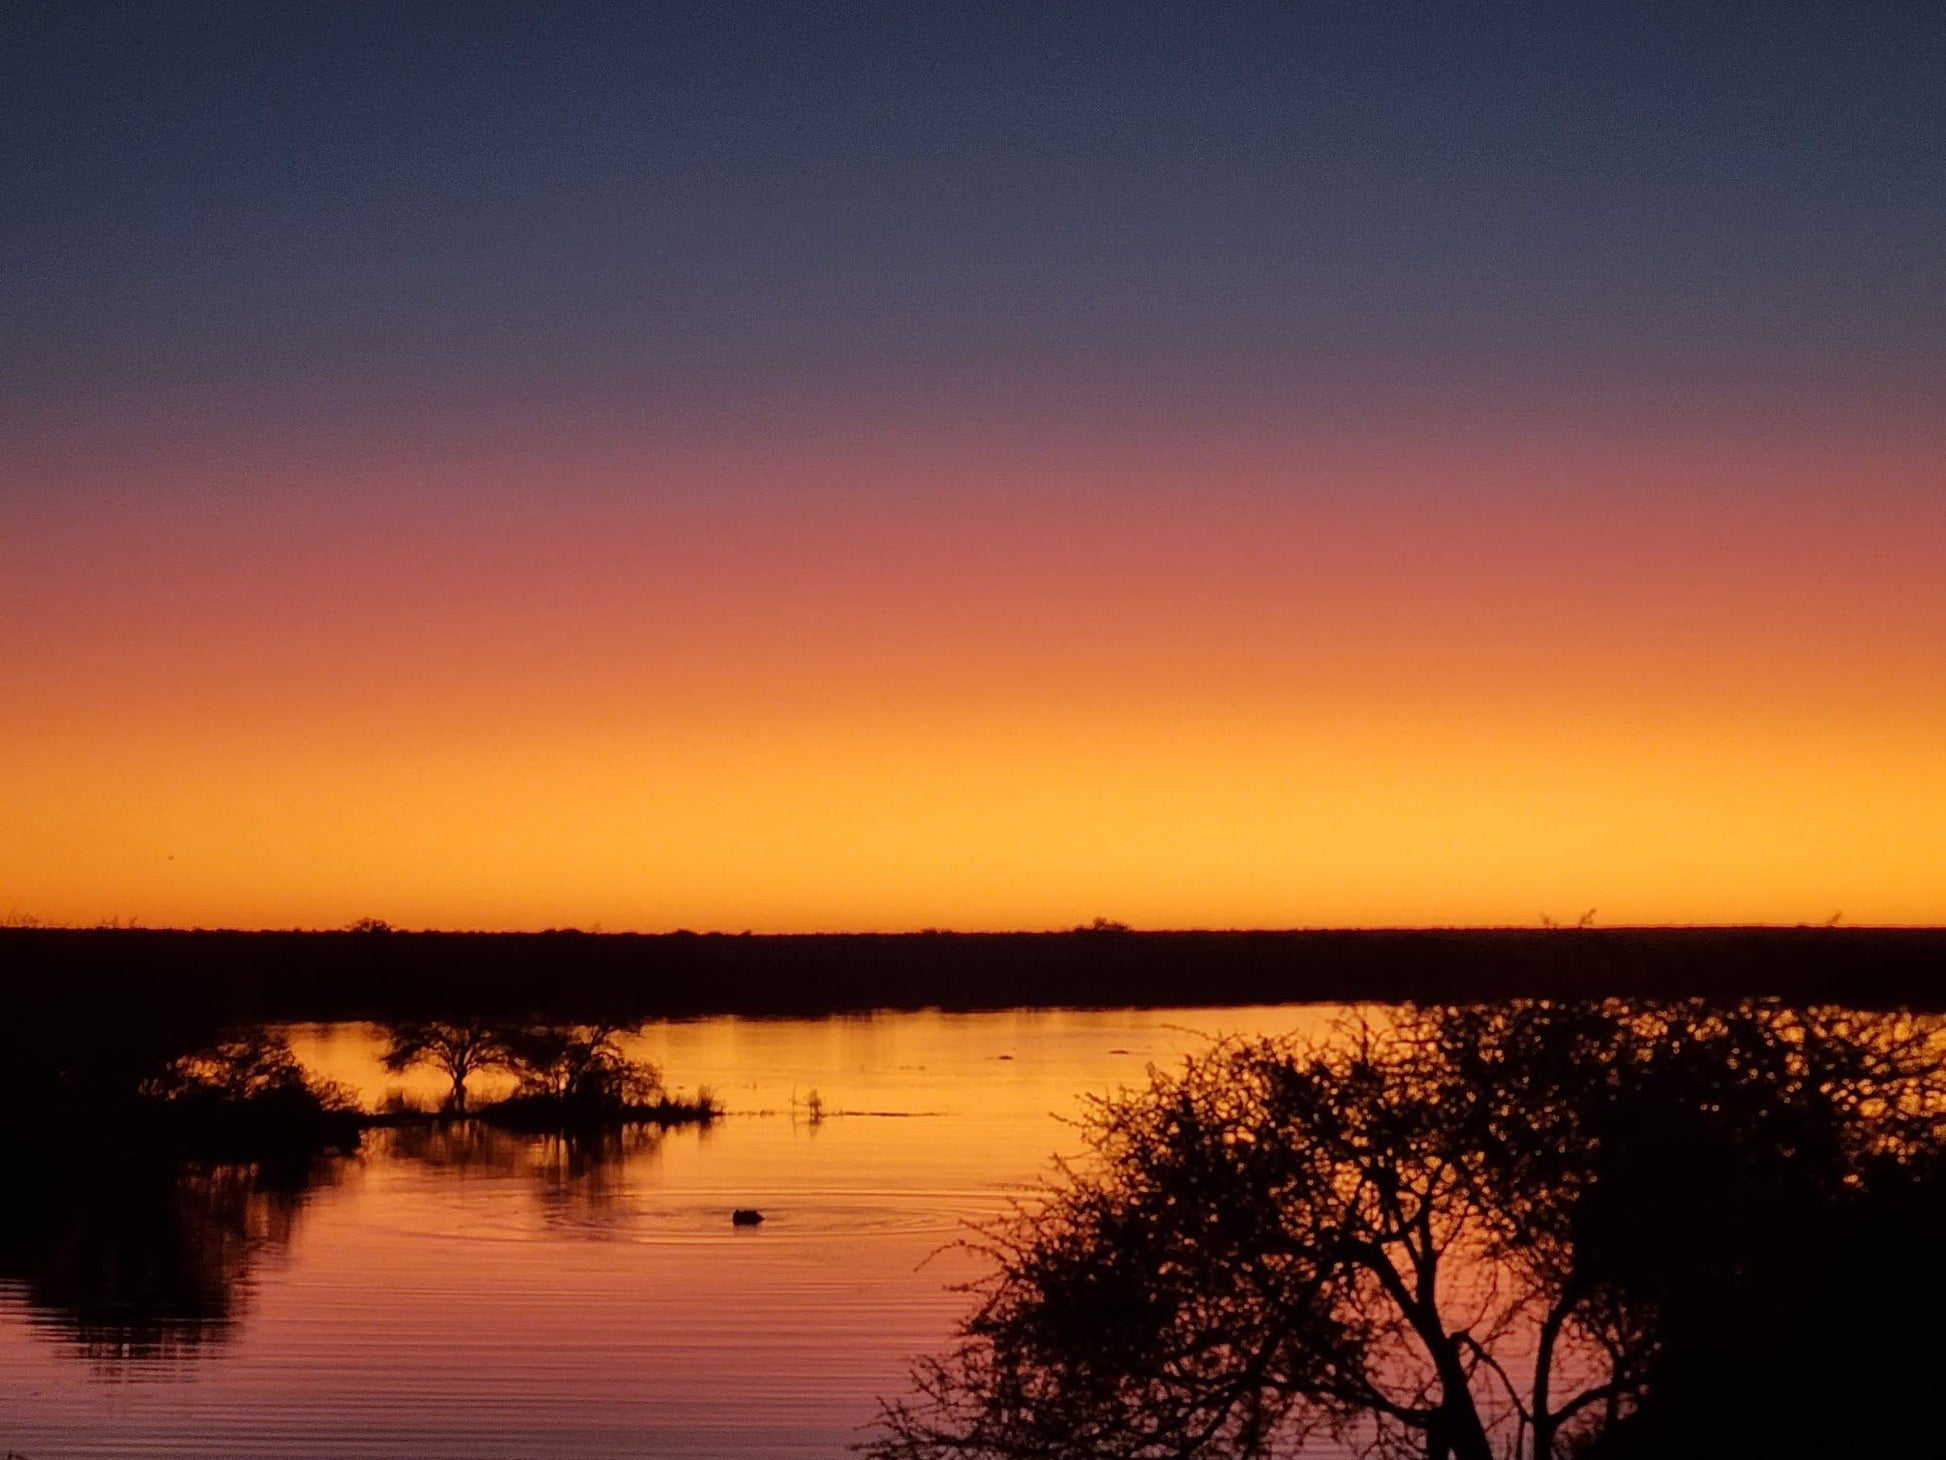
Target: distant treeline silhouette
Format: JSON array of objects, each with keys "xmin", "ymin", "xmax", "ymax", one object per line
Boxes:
[{"xmin": 2, "ymin": 927, "xmax": 1942, "ymax": 1027}]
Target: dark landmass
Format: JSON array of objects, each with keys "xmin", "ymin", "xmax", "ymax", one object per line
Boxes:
[
  {"xmin": 3, "ymin": 926, "xmax": 1942, "ymax": 1023},
  {"xmin": 472, "ymin": 1091, "xmax": 722, "ymax": 1132}
]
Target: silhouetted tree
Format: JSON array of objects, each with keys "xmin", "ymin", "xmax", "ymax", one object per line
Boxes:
[
  {"xmin": 379, "ymin": 1018, "xmax": 511, "ymax": 1112},
  {"xmin": 869, "ymin": 1001, "xmax": 1946, "ymax": 1460},
  {"xmin": 1432, "ymin": 1002, "xmax": 1946, "ymax": 1460},
  {"xmin": 1423, "ymin": 1001, "xmax": 1944, "ymax": 1459},
  {"xmin": 498, "ymin": 1021, "xmax": 663, "ymax": 1116},
  {"xmin": 1583, "ymin": 1145, "xmax": 1946, "ymax": 1459}
]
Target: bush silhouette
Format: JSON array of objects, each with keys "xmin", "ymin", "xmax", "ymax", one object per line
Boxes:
[{"xmin": 870, "ymin": 1001, "xmax": 1946, "ymax": 1460}]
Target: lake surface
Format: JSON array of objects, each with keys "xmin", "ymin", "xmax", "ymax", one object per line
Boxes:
[{"xmin": 0, "ymin": 1005, "xmax": 1338, "ymax": 1458}]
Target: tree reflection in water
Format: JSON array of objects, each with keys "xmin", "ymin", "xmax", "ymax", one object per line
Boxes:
[
  {"xmin": 0, "ymin": 1014, "xmax": 358, "ymax": 1376},
  {"xmin": 0, "ymin": 1152, "xmax": 348, "ymax": 1375},
  {"xmin": 384, "ymin": 1117, "xmax": 677, "ymax": 1233},
  {"xmin": 0, "ymin": 1121, "xmax": 681, "ymax": 1375}
]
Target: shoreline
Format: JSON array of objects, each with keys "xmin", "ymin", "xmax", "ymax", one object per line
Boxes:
[{"xmin": 5, "ymin": 926, "xmax": 1944, "ymax": 1021}]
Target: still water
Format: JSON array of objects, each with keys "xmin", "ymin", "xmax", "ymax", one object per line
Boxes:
[{"xmin": 0, "ymin": 1005, "xmax": 1337, "ymax": 1458}]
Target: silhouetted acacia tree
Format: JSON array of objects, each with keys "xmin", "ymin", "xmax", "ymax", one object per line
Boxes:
[
  {"xmin": 379, "ymin": 1019, "xmax": 512, "ymax": 1112},
  {"xmin": 869, "ymin": 1001, "xmax": 1945, "ymax": 1460},
  {"xmin": 499, "ymin": 1022, "xmax": 663, "ymax": 1113}
]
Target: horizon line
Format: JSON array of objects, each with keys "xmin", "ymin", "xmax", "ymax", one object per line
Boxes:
[{"xmin": 5, "ymin": 921, "xmax": 1938, "ymax": 937}]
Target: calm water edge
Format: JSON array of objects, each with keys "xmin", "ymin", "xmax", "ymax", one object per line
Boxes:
[{"xmin": 0, "ymin": 1005, "xmax": 1338, "ymax": 1459}]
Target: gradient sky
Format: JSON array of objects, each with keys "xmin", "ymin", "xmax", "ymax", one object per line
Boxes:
[{"xmin": 4, "ymin": 2, "xmax": 1943, "ymax": 930}]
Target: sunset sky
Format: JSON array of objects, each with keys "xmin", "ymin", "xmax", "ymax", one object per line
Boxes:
[{"xmin": 4, "ymin": 2, "xmax": 1942, "ymax": 931}]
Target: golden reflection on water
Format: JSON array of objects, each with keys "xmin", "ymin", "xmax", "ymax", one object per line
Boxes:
[{"xmin": 0, "ymin": 1005, "xmax": 1342, "ymax": 1459}]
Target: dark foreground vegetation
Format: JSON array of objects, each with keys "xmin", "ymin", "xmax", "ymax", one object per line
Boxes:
[
  {"xmin": 2, "ymin": 926, "xmax": 1942, "ymax": 1024},
  {"xmin": 870, "ymin": 1000, "xmax": 1946, "ymax": 1460}
]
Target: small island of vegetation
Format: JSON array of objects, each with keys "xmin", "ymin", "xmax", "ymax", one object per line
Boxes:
[
  {"xmin": 0, "ymin": 994, "xmax": 717, "ymax": 1173},
  {"xmin": 378, "ymin": 1017, "xmax": 721, "ymax": 1131}
]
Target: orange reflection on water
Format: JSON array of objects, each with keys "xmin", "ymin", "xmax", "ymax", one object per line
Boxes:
[{"xmin": 0, "ymin": 1006, "xmax": 1341, "ymax": 1459}]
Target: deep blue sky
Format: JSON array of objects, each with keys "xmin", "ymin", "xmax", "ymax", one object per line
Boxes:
[{"xmin": 5, "ymin": 1, "xmax": 1941, "ymax": 437}]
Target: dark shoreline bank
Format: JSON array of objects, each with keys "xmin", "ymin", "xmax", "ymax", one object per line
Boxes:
[{"xmin": 4, "ymin": 926, "xmax": 1942, "ymax": 1022}]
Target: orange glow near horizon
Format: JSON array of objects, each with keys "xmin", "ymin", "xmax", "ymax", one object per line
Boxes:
[{"xmin": 5, "ymin": 416, "xmax": 1944, "ymax": 932}]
